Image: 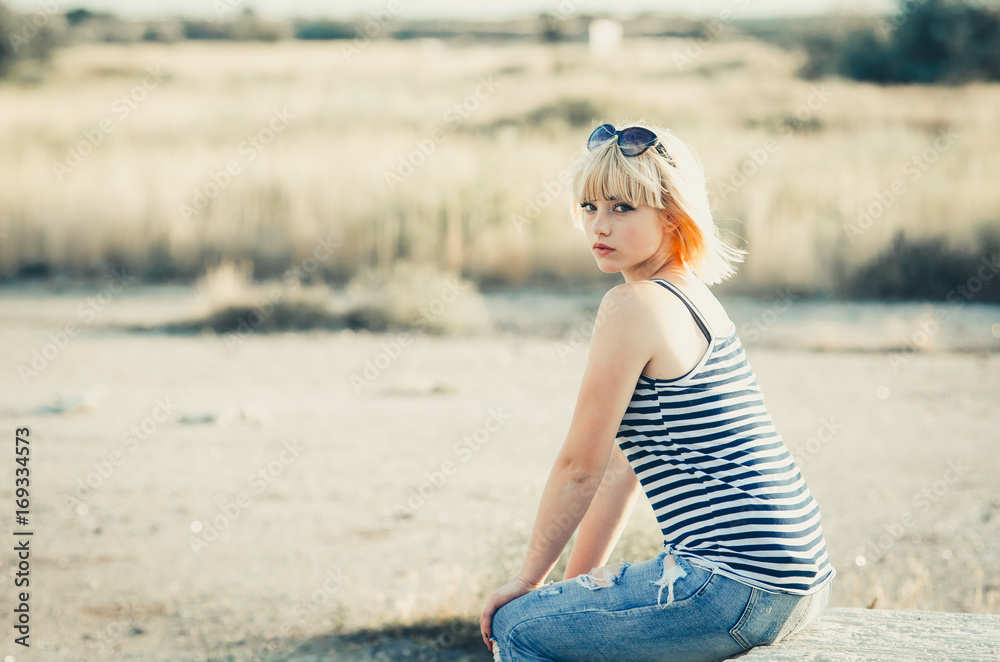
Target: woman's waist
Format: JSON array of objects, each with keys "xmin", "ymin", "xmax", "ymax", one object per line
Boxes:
[{"xmin": 667, "ymin": 542, "xmax": 836, "ymax": 596}]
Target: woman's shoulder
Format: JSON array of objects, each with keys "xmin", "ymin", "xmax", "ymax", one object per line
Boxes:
[
  {"xmin": 596, "ymin": 281, "xmax": 697, "ymax": 335},
  {"xmin": 602, "ymin": 278, "xmax": 737, "ymax": 344},
  {"xmin": 599, "ymin": 280, "xmax": 688, "ymax": 315}
]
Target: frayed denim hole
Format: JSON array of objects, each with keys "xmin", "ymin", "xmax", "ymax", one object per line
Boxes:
[
  {"xmin": 538, "ymin": 584, "xmax": 563, "ymax": 596},
  {"xmin": 575, "ymin": 559, "xmax": 630, "ymax": 591},
  {"xmin": 650, "ymin": 553, "xmax": 687, "ymax": 608},
  {"xmin": 652, "ymin": 555, "xmax": 717, "ymax": 609}
]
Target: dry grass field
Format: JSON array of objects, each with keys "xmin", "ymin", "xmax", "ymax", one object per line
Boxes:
[
  {"xmin": 1, "ymin": 37, "xmax": 999, "ymax": 294},
  {"xmin": 1, "ymin": 33, "xmax": 999, "ymax": 662}
]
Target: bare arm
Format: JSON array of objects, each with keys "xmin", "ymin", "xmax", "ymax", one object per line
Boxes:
[
  {"xmin": 563, "ymin": 444, "xmax": 641, "ymax": 580},
  {"xmin": 481, "ymin": 284, "xmax": 655, "ymax": 648},
  {"xmin": 512, "ymin": 287, "xmax": 652, "ymax": 587}
]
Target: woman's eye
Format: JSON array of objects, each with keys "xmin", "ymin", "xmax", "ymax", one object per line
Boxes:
[
  {"xmin": 613, "ymin": 203, "xmax": 634, "ymax": 213},
  {"xmin": 580, "ymin": 202, "xmax": 596, "ymax": 212}
]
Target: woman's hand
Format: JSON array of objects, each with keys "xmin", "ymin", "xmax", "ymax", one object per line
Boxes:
[{"xmin": 479, "ymin": 576, "xmax": 542, "ymax": 651}]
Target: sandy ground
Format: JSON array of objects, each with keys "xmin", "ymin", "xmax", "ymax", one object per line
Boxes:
[{"xmin": 0, "ymin": 282, "xmax": 998, "ymax": 661}]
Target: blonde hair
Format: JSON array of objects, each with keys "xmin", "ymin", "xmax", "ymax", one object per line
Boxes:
[{"xmin": 569, "ymin": 121, "xmax": 746, "ymax": 285}]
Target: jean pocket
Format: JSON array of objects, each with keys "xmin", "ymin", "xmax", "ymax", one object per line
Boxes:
[
  {"xmin": 730, "ymin": 585, "xmax": 829, "ymax": 650},
  {"xmin": 728, "ymin": 587, "xmax": 778, "ymax": 650}
]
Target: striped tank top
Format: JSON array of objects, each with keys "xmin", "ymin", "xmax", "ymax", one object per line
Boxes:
[{"xmin": 616, "ymin": 279, "xmax": 835, "ymax": 595}]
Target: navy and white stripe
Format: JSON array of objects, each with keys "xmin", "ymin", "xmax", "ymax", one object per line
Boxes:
[{"xmin": 617, "ymin": 279, "xmax": 835, "ymax": 595}]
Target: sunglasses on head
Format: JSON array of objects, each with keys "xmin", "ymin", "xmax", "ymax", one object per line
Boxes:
[{"xmin": 587, "ymin": 124, "xmax": 675, "ymax": 164}]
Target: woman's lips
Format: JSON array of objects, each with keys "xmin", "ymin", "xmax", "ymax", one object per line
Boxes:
[{"xmin": 593, "ymin": 243, "xmax": 615, "ymax": 256}]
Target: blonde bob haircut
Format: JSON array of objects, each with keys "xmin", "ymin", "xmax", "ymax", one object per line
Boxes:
[{"xmin": 569, "ymin": 121, "xmax": 746, "ymax": 286}]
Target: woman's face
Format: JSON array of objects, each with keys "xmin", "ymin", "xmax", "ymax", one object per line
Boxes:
[{"xmin": 580, "ymin": 199, "xmax": 673, "ymax": 281}]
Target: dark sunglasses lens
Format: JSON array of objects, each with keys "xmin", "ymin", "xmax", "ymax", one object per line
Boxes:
[
  {"xmin": 618, "ymin": 127, "xmax": 658, "ymax": 156},
  {"xmin": 587, "ymin": 124, "xmax": 616, "ymax": 150}
]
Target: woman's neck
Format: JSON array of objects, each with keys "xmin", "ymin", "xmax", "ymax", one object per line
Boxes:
[{"xmin": 645, "ymin": 257, "xmax": 694, "ymax": 284}]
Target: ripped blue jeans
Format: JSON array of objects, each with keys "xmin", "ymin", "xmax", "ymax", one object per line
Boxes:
[{"xmin": 490, "ymin": 549, "xmax": 831, "ymax": 662}]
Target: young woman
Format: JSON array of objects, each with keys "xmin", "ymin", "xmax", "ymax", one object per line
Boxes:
[{"xmin": 479, "ymin": 123, "xmax": 835, "ymax": 662}]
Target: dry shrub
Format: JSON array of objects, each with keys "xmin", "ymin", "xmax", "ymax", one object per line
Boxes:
[
  {"xmin": 345, "ymin": 262, "xmax": 491, "ymax": 335},
  {"xmin": 161, "ymin": 260, "xmax": 490, "ymax": 335},
  {"xmin": 195, "ymin": 258, "xmax": 255, "ymax": 310}
]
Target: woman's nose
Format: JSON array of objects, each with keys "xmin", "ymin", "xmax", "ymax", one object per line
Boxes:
[{"xmin": 591, "ymin": 209, "xmax": 610, "ymax": 235}]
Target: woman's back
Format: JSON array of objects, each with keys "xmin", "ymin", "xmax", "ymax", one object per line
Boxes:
[{"xmin": 618, "ymin": 278, "xmax": 835, "ymax": 595}]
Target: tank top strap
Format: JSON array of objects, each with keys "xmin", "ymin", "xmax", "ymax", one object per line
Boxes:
[{"xmin": 651, "ymin": 278, "xmax": 712, "ymax": 342}]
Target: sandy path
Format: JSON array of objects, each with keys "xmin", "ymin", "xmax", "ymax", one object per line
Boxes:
[{"xmin": 0, "ymin": 284, "xmax": 997, "ymax": 661}]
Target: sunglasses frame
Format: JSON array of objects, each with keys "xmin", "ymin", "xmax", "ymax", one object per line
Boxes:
[{"xmin": 587, "ymin": 124, "xmax": 675, "ymax": 165}]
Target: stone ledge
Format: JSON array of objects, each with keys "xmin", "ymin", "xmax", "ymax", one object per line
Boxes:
[{"xmin": 729, "ymin": 608, "xmax": 1000, "ymax": 661}]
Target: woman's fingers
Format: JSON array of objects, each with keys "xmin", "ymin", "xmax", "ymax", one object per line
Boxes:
[
  {"xmin": 481, "ymin": 589, "xmax": 508, "ymax": 648},
  {"xmin": 481, "ymin": 579, "xmax": 537, "ymax": 651},
  {"xmin": 480, "ymin": 600, "xmax": 496, "ymax": 649}
]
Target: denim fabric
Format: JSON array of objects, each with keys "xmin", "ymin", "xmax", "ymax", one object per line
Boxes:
[{"xmin": 490, "ymin": 551, "xmax": 832, "ymax": 662}]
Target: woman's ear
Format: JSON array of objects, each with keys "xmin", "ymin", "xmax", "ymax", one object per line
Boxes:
[{"xmin": 660, "ymin": 212, "xmax": 678, "ymax": 235}]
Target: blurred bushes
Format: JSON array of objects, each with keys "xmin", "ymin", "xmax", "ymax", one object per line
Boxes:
[
  {"xmin": 0, "ymin": 0, "xmax": 65, "ymax": 78},
  {"xmin": 800, "ymin": 0, "xmax": 1000, "ymax": 83},
  {"xmin": 293, "ymin": 20, "xmax": 356, "ymax": 40},
  {"xmin": 183, "ymin": 11, "xmax": 291, "ymax": 42},
  {"xmin": 345, "ymin": 263, "xmax": 491, "ymax": 334},
  {"xmin": 159, "ymin": 261, "xmax": 491, "ymax": 335},
  {"xmin": 840, "ymin": 225, "xmax": 1000, "ymax": 302},
  {"xmin": 487, "ymin": 98, "xmax": 603, "ymax": 134},
  {"xmin": 524, "ymin": 98, "xmax": 602, "ymax": 129},
  {"xmin": 0, "ymin": 2, "xmax": 297, "ymax": 52},
  {"xmin": 70, "ymin": 10, "xmax": 159, "ymax": 43}
]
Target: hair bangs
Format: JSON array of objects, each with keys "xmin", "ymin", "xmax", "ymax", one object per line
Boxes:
[{"xmin": 573, "ymin": 141, "xmax": 663, "ymax": 212}]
